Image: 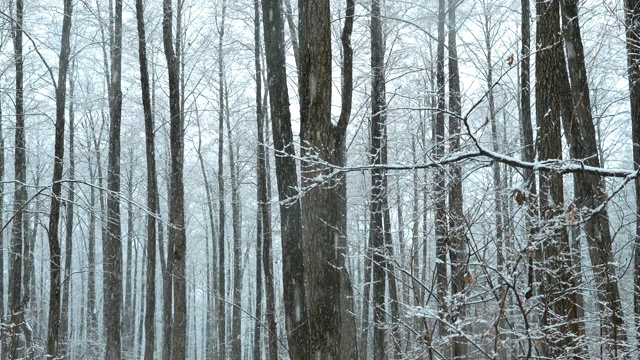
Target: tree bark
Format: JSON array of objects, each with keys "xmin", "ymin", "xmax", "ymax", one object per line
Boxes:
[
  {"xmin": 60, "ymin": 61, "xmax": 76, "ymax": 358},
  {"xmin": 625, "ymin": 0, "xmax": 640, "ymax": 352},
  {"xmin": 261, "ymin": 0, "xmax": 311, "ymax": 358},
  {"xmin": 448, "ymin": 1, "xmax": 467, "ymax": 357},
  {"xmin": 135, "ymin": 1, "xmax": 158, "ymax": 358},
  {"xmin": 216, "ymin": 2, "xmax": 228, "ymax": 357},
  {"xmin": 298, "ymin": 0, "xmax": 357, "ymax": 358},
  {"xmin": 370, "ymin": 0, "xmax": 389, "ymax": 357},
  {"xmin": 535, "ymin": 1, "xmax": 581, "ymax": 356},
  {"xmin": 561, "ymin": 1, "xmax": 625, "ymax": 355},
  {"xmin": 162, "ymin": 0, "xmax": 187, "ymax": 357},
  {"xmin": 434, "ymin": 0, "xmax": 448, "ymax": 344},
  {"xmin": 44, "ymin": 0, "xmax": 72, "ymax": 356}
]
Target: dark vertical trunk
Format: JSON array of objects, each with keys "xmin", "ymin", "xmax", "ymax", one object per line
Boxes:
[
  {"xmin": 0, "ymin": 62, "xmax": 4, "ymax": 335},
  {"xmin": 124, "ymin": 152, "xmax": 135, "ymax": 355},
  {"xmin": 434, "ymin": 0, "xmax": 448, "ymax": 342},
  {"xmin": 298, "ymin": 0, "xmax": 357, "ymax": 357},
  {"xmin": 448, "ymin": 1, "xmax": 467, "ymax": 357},
  {"xmin": 104, "ymin": 0, "xmax": 123, "ymax": 358},
  {"xmin": 86, "ymin": 142, "xmax": 98, "ymax": 357},
  {"xmin": 162, "ymin": 0, "xmax": 187, "ymax": 357},
  {"xmin": 370, "ymin": 0, "xmax": 388, "ymax": 357},
  {"xmin": 60, "ymin": 64, "xmax": 76, "ymax": 357},
  {"xmin": 226, "ymin": 82, "xmax": 243, "ymax": 360},
  {"xmin": 135, "ymin": 3, "xmax": 157, "ymax": 358},
  {"xmin": 261, "ymin": 0, "xmax": 311, "ymax": 358},
  {"xmin": 562, "ymin": 1, "xmax": 624, "ymax": 354},
  {"xmin": 253, "ymin": 3, "xmax": 263, "ymax": 359},
  {"xmin": 625, "ymin": 0, "xmax": 640, "ymax": 351},
  {"xmin": 44, "ymin": 0, "xmax": 72, "ymax": 357},
  {"xmin": 216, "ymin": 2, "xmax": 228, "ymax": 357},
  {"xmin": 535, "ymin": 1, "xmax": 581, "ymax": 356}
]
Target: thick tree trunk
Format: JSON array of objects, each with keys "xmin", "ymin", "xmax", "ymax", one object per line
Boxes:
[
  {"xmin": 123, "ymin": 153, "xmax": 135, "ymax": 355},
  {"xmin": 535, "ymin": 1, "xmax": 581, "ymax": 356},
  {"xmin": 370, "ymin": 0, "xmax": 390, "ymax": 357},
  {"xmin": 261, "ymin": 0, "xmax": 311, "ymax": 358},
  {"xmin": 298, "ymin": 0, "xmax": 357, "ymax": 358},
  {"xmin": 216, "ymin": 3, "xmax": 228, "ymax": 357},
  {"xmin": 562, "ymin": 1, "xmax": 624, "ymax": 355},
  {"xmin": 162, "ymin": 0, "xmax": 187, "ymax": 357},
  {"xmin": 625, "ymin": 0, "xmax": 640, "ymax": 351},
  {"xmin": 60, "ymin": 64, "xmax": 76, "ymax": 357},
  {"xmin": 135, "ymin": 1, "xmax": 157, "ymax": 358},
  {"xmin": 44, "ymin": 0, "xmax": 72, "ymax": 357},
  {"xmin": 448, "ymin": 1, "xmax": 467, "ymax": 357},
  {"xmin": 103, "ymin": 0, "xmax": 124, "ymax": 358},
  {"xmin": 434, "ymin": 0, "xmax": 448, "ymax": 344}
]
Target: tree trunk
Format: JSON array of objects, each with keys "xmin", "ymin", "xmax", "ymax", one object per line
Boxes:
[
  {"xmin": 253, "ymin": 3, "xmax": 264, "ymax": 359},
  {"xmin": 60, "ymin": 62, "xmax": 76, "ymax": 358},
  {"xmin": 370, "ymin": 0, "xmax": 389, "ymax": 357},
  {"xmin": 86, "ymin": 137, "xmax": 98, "ymax": 357},
  {"xmin": 535, "ymin": 1, "xmax": 581, "ymax": 356},
  {"xmin": 44, "ymin": 0, "xmax": 72, "ymax": 356},
  {"xmin": 123, "ymin": 152, "xmax": 135, "ymax": 356},
  {"xmin": 261, "ymin": 0, "xmax": 311, "ymax": 358},
  {"xmin": 298, "ymin": 0, "xmax": 357, "ymax": 357},
  {"xmin": 434, "ymin": 0, "xmax": 448, "ymax": 344},
  {"xmin": 135, "ymin": 1, "xmax": 157, "ymax": 358},
  {"xmin": 216, "ymin": 2, "xmax": 228, "ymax": 357},
  {"xmin": 103, "ymin": 0, "xmax": 123, "ymax": 358},
  {"xmin": 562, "ymin": 1, "xmax": 624, "ymax": 355},
  {"xmin": 625, "ymin": 0, "xmax": 640, "ymax": 351},
  {"xmin": 162, "ymin": 0, "xmax": 187, "ymax": 357},
  {"xmin": 448, "ymin": 1, "xmax": 467, "ymax": 357}
]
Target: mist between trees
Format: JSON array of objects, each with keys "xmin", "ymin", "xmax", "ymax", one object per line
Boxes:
[{"xmin": 1, "ymin": 0, "xmax": 640, "ymax": 359}]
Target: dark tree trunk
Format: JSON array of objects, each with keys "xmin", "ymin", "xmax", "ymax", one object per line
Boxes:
[
  {"xmin": 123, "ymin": 153, "xmax": 135, "ymax": 356},
  {"xmin": 216, "ymin": 2, "xmax": 228, "ymax": 357},
  {"xmin": 60, "ymin": 63, "xmax": 76, "ymax": 357},
  {"xmin": 135, "ymin": 1, "xmax": 158, "ymax": 358},
  {"xmin": 103, "ymin": 0, "xmax": 123, "ymax": 358},
  {"xmin": 298, "ymin": 0, "xmax": 357, "ymax": 358},
  {"xmin": 261, "ymin": 0, "xmax": 311, "ymax": 358},
  {"xmin": 162, "ymin": 0, "xmax": 187, "ymax": 357},
  {"xmin": 86, "ymin": 139, "xmax": 98, "ymax": 357},
  {"xmin": 535, "ymin": 0, "xmax": 581, "ymax": 356},
  {"xmin": 370, "ymin": 0, "xmax": 388, "ymax": 357},
  {"xmin": 448, "ymin": 1, "xmax": 467, "ymax": 357},
  {"xmin": 253, "ymin": 3, "xmax": 264, "ymax": 359},
  {"xmin": 44, "ymin": 0, "xmax": 72, "ymax": 357},
  {"xmin": 625, "ymin": 0, "xmax": 640, "ymax": 351},
  {"xmin": 434, "ymin": 0, "xmax": 448, "ymax": 343},
  {"xmin": 562, "ymin": 1, "xmax": 624, "ymax": 355},
  {"xmin": 0, "ymin": 58, "xmax": 4, "ymax": 338}
]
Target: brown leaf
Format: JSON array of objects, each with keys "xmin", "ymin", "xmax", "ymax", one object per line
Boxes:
[
  {"xmin": 512, "ymin": 188, "xmax": 526, "ymax": 205},
  {"xmin": 464, "ymin": 270, "xmax": 474, "ymax": 284},
  {"xmin": 507, "ymin": 54, "xmax": 515, "ymax": 67}
]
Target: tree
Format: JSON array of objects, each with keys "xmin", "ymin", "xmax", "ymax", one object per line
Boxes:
[
  {"xmin": 103, "ymin": 0, "xmax": 124, "ymax": 357},
  {"xmin": 261, "ymin": 0, "xmax": 310, "ymax": 358},
  {"xmin": 561, "ymin": 0, "xmax": 626, "ymax": 354},
  {"xmin": 162, "ymin": 0, "xmax": 187, "ymax": 357},
  {"xmin": 7, "ymin": 0, "xmax": 25, "ymax": 357},
  {"xmin": 626, "ymin": 0, "xmax": 640, "ymax": 351},
  {"xmin": 135, "ymin": 1, "xmax": 158, "ymax": 358},
  {"xmin": 535, "ymin": 0, "xmax": 581, "ymax": 356},
  {"xmin": 298, "ymin": 0, "xmax": 357, "ymax": 357}
]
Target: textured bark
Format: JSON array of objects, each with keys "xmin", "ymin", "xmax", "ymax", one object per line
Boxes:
[
  {"xmin": 434, "ymin": 0, "xmax": 448, "ymax": 342},
  {"xmin": 135, "ymin": 1, "xmax": 157, "ymax": 357},
  {"xmin": 261, "ymin": 0, "xmax": 311, "ymax": 358},
  {"xmin": 86, "ymin": 142, "xmax": 98, "ymax": 357},
  {"xmin": 298, "ymin": 0, "xmax": 357, "ymax": 358},
  {"xmin": 535, "ymin": 1, "xmax": 581, "ymax": 356},
  {"xmin": 123, "ymin": 154, "xmax": 135, "ymax": 355},
  {"xmin": 253, "ymin": 3, "xmax": 264, "ymax": 359},
  {"xmin": 561, "ymin": 1, "xmax": 624, "ymax": 354},
  {"xmin": 162, "ymin": 0, "xmax": 187, "ymax": 357},
  {"xmin": 370, "ymin": 0, "xmax": 388, "ymax": 357},
  {"xmin": 448, "ymin": 1, "xmax": 467, "ymax": 357},
  {"xmin": 216, "ymin": 2, "xmax": 228, "ymax": 357},
  {"xmin": 626, "ymin": 0, "xmax": 640, "ymax": 351},
  {"xmin": 0, "ymin": 58, "xmax": 4, "ymax": 328},
  {"xmin": 60, "ymin": 63, "xmax": 76, "ymax": 357},
  {"xmin": 44, "ymin": 0, "xmax": 72, "ymax": 356}
]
